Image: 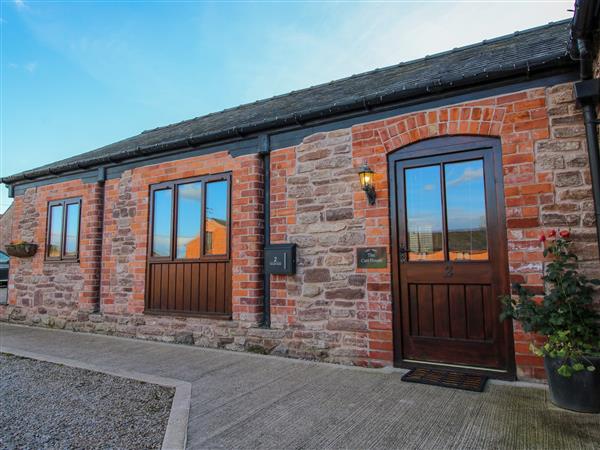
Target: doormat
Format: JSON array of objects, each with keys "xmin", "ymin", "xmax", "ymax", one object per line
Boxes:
[{"xmin": 401, "ymin": 368, "xmax": 488, "ymax": 392}]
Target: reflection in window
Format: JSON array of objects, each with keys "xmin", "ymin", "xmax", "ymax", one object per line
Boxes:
[
  {"xmin": 176, "ymin": 182, "xmax": 202, "ymax": 259},
  {"xmin": 48, "ymin": 205, "xmax": 63, "ymax": 258},
  {"xmin": 445, "ymin": 160, "xmax": 488, "ymax": 261},
  {"xmin": 64, "ymin": 203, "xmax": 80, "ymax": 257},
  {"xmin": 152, "ymin": 189, "xmax": 173, "ymax": 257},
  {"xmin": 205, "ymin": 181, "xmax": 228, "ymax": 255},
  {"xmin": 405, "ymin": 166, "xmax": 444, "ymax": 261}
]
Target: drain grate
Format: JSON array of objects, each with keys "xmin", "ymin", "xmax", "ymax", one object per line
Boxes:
[{"xmin": 401, "ymin": 368, "xmax": 488, "ymax": 392}]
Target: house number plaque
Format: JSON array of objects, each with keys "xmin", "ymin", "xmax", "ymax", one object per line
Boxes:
[
  {"xmin": 357, "ymin": 247, "xmax": 387, "ymax": 269},
  {"xmin": 264, "ymin": 243, "xmax": 297, "ymax": 275}
]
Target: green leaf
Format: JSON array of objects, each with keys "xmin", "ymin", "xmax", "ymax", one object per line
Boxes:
[
  {"xmin": 572, "ymin": 363, "xmax": 585, "ymax": 372},
  {"xmin": 558, "ymin": 364, "xmax": 572, "ymax": 377}
]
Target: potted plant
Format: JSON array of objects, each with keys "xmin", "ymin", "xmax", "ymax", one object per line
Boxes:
[
  {"xmin": 5, "ymin": 241, "xmax": 38, "ymax": 258},
  {"xmin": 501, "ymin": 229, "xmax": 600, "ymax": 413}
]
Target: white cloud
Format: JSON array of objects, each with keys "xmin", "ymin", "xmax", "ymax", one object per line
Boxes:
[
  {"xmin": 178, "ymin": 183, "xmax": 202, "ymax": 200},
  {"xmin": 24, "ymin": 61, "xmax": 38, "ymax": 73},
  {"xmin": 231, "ymin": 2, "xmax": 572, "ymax": 104},
  {"xmin": 14, "ymin": 0, "xmax": 26, "ymax": 9},
  {"xmin": 448, "ymin": 167, "xmax": 484, "ymax": 186},
  {"xmin": 7, "ymin": 62, "xmax": 38, "ymax": 73}
]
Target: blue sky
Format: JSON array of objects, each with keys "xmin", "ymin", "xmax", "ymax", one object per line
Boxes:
[{"xmin": 1, "ymin": 0, "xmax": 572, "ymax": 213}]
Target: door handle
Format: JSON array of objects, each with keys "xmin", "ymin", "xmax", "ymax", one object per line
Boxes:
[{"xmin": 399, "ymin": 245, "xmax": 409, "ymax": 263}]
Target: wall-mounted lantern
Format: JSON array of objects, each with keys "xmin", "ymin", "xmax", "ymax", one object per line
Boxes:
[{"xmin": 358, "ymin": 161, "xmax": 376, "ymax": 206}]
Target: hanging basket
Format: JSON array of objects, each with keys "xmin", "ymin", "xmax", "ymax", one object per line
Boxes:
[{"xmin": 5, "ymin": 243, "xmax": 38, "ymax": 258}]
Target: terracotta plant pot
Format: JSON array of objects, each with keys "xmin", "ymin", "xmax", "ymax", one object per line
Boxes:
[
  {"xmin": 5, "ymin": 243, "xmax": 38, "ymax": 258},
  {"xmin": 545, "ymin": 355, "xmax": 600, "ymax": 413}
]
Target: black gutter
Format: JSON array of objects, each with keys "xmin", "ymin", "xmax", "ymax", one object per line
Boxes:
[
  {"xmin": 1, "ymin": 53, "xmax": 573, "ymax": 186},
  {"xmin": 570, "ymin": 0, "xmax": 600, "ymax": 256},
  {"xmin": 259, "ymin": 135, "xmax": 271, "ymax": 328}
]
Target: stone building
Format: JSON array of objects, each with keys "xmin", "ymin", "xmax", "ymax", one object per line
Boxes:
[
  {"xmin": 2, "ymin": 13, "xmax": 599, "ymax": 381},
  {"xmin": 0, "ymin": 204, "xmax": 13, "ymax": 253}
]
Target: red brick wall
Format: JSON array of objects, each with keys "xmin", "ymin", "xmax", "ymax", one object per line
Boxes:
[
  {"xmin": 96, "ymin": 151, "xmax": 264, "ymax": 337},
  {"xmin": 354, "ymin": 82, "xmax": 598, "ymax": 378},
  {"xmin": 2, "ymin": 81, "xmax": 598, "ymax": 380}
]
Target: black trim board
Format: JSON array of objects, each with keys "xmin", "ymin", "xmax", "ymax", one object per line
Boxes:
[{"xmin": 9, "ymin": 70, "xmax": 577, "ymax": 197}]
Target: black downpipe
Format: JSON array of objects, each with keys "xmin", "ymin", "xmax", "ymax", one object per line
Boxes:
[
  {"xmin": 575, "ymin": 36, "xmax": 600, "ymax": 256},
  {"xmin": 261, "ymin": 147, "xmax": 271, "ymax": 328},
  {"xmin": 582, "ymin": 104, "xmax": 600, "ymax": 244},
  {"xmin": 94, "ymin": 167, "xmax": 106, "ymax": 313}
]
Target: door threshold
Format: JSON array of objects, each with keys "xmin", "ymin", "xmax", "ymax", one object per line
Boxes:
[{"xmin": 399, "ymin": 359, "xmax": 515, "ymax": 380}]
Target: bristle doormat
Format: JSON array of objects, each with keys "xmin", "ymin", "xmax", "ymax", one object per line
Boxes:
[{"xmin": 401, "ymin": 368, "xmax": 488, "ymax": 392}]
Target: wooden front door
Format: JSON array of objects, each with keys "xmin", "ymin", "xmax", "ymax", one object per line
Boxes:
[{"xmin": 389, "ymin": 137, "xmax": 514, "ymax": 377}]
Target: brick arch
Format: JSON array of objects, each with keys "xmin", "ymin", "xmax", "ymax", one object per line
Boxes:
[{"xmin": 379, "ymin": 106, "xmax": 507, "ymax": 153}]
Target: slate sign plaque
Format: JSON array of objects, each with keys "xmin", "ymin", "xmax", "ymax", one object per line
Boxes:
[
  {"xmin": 357, "ymin": 247, "xmax": 387, "ymax": 269},
  {"xmin": 264, "ymin": 243, "xmax": 297, "ymax": 275}
]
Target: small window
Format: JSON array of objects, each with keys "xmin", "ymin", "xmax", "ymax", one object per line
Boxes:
[
  {"xmin": 176, "ymin": 181, "xmax": 202, "ymax": 259},
  {"xmin": 444, "ymin": 160, "xmax": 488, "ymax": 261},
  {"xmin": 405, "ymin": 165, "xmax": 444, "ymax": 261},
  {"xmin": 46, "ymin": 198, "xmax": 81, "ymax": 260},
  {"xmin": 151, "ymin": 189, "xmax": 173, "ymax": 257},
  {"xmin": 149, "ymin": 173, "xmax": 230, "ymax": 261},
  {"xmin": 204, "ymin": 180, "xmax": 228, "ymax": 256}
]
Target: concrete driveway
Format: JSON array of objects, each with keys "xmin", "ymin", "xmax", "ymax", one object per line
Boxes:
[{"xmin": 1, "ymin": 323, "xmax": 598, "ymax": 449}]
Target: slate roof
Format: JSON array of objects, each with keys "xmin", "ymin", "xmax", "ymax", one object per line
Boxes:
[{"xmin": 3, "ymin": 19, "xmax": 574, "ymax": 184}]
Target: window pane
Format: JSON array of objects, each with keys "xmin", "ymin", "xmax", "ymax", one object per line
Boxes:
[
  {"xmin": 204, "ymin": 180, "xmax": 228, "ymax": 255},
  {"xmin": 445, "ymin": 160, "xmax": 488, "ymax": 261},
  {"xmin": 64, "ymin": 203, "xmax": 80, "ymax": 257},
  {"xmin": 176, "ymin": 182, "xmax": 202, "ymax": 259},
  {"xmin": 48, "ymin": 205, "xmax": 63, "ymax": 258},
  {"xmin": 0, "ymin": 251, "xmax": 9, "ymax": 263},
  {"xmin": 152, "ymin": 189, "xmax": 173, "ymax": 257},
  {"xmin": 405, "ymin": 166, "xmax": 444, "ymax": 261}
]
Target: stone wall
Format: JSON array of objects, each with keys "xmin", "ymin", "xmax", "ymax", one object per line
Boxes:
[
  {"xmin": 2, "ymin": 81, "xmax": 598, "ymax": 380},
  {"xmin": 269, "ymin": 130, "xmax": 376, "ymax": 364},
  {"xmin": 3, "ymin": 180, "xmax": 103, "ymax": 324}
]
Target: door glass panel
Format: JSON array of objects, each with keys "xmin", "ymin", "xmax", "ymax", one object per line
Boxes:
[
  {"xmin": 204, "ymin": 180, "xmax": 228, "ymax": 255},
  {"xmin": 444, "ymin": 160, "xmax": 488, "ymax": 261},
  {"xmin": 64, "ymin": 203, "xmax": 80, "ymax": 257},
  {"xmin": 176, "ymin": 181, "xmax": 202, "ymax": 259},
  {"xmin": 152, "ymin": 189, "xmax": 173, "ymax": 257},
  {"xmin": 405, "ymin": 165, "xmax": 444, "ymax": 261},
  {"xmin": 48, "ymin": 205, "xmax": 63, "ymax": 258}
]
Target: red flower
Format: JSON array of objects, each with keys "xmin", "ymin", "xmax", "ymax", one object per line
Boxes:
[
  {"xmin": 559, "ymin": 230, "xmax": 570, "ymax": 238},
  {"xmin": 539, "ymin": 234, "xmax": 546, "ymax": 242},
  {"xmin": 548, "ymin": 230, "xmax": 556, "ymax": 237}
]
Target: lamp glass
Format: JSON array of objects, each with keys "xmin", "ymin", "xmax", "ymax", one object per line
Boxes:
[{"xmin": 359, "ymin": 168, "xmax": 374, "ymax": 189}]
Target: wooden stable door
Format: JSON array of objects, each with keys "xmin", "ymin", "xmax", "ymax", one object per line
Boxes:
[{"xmin": 390, "ymin": 137, "xmax": 513, "ymax": 376}]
